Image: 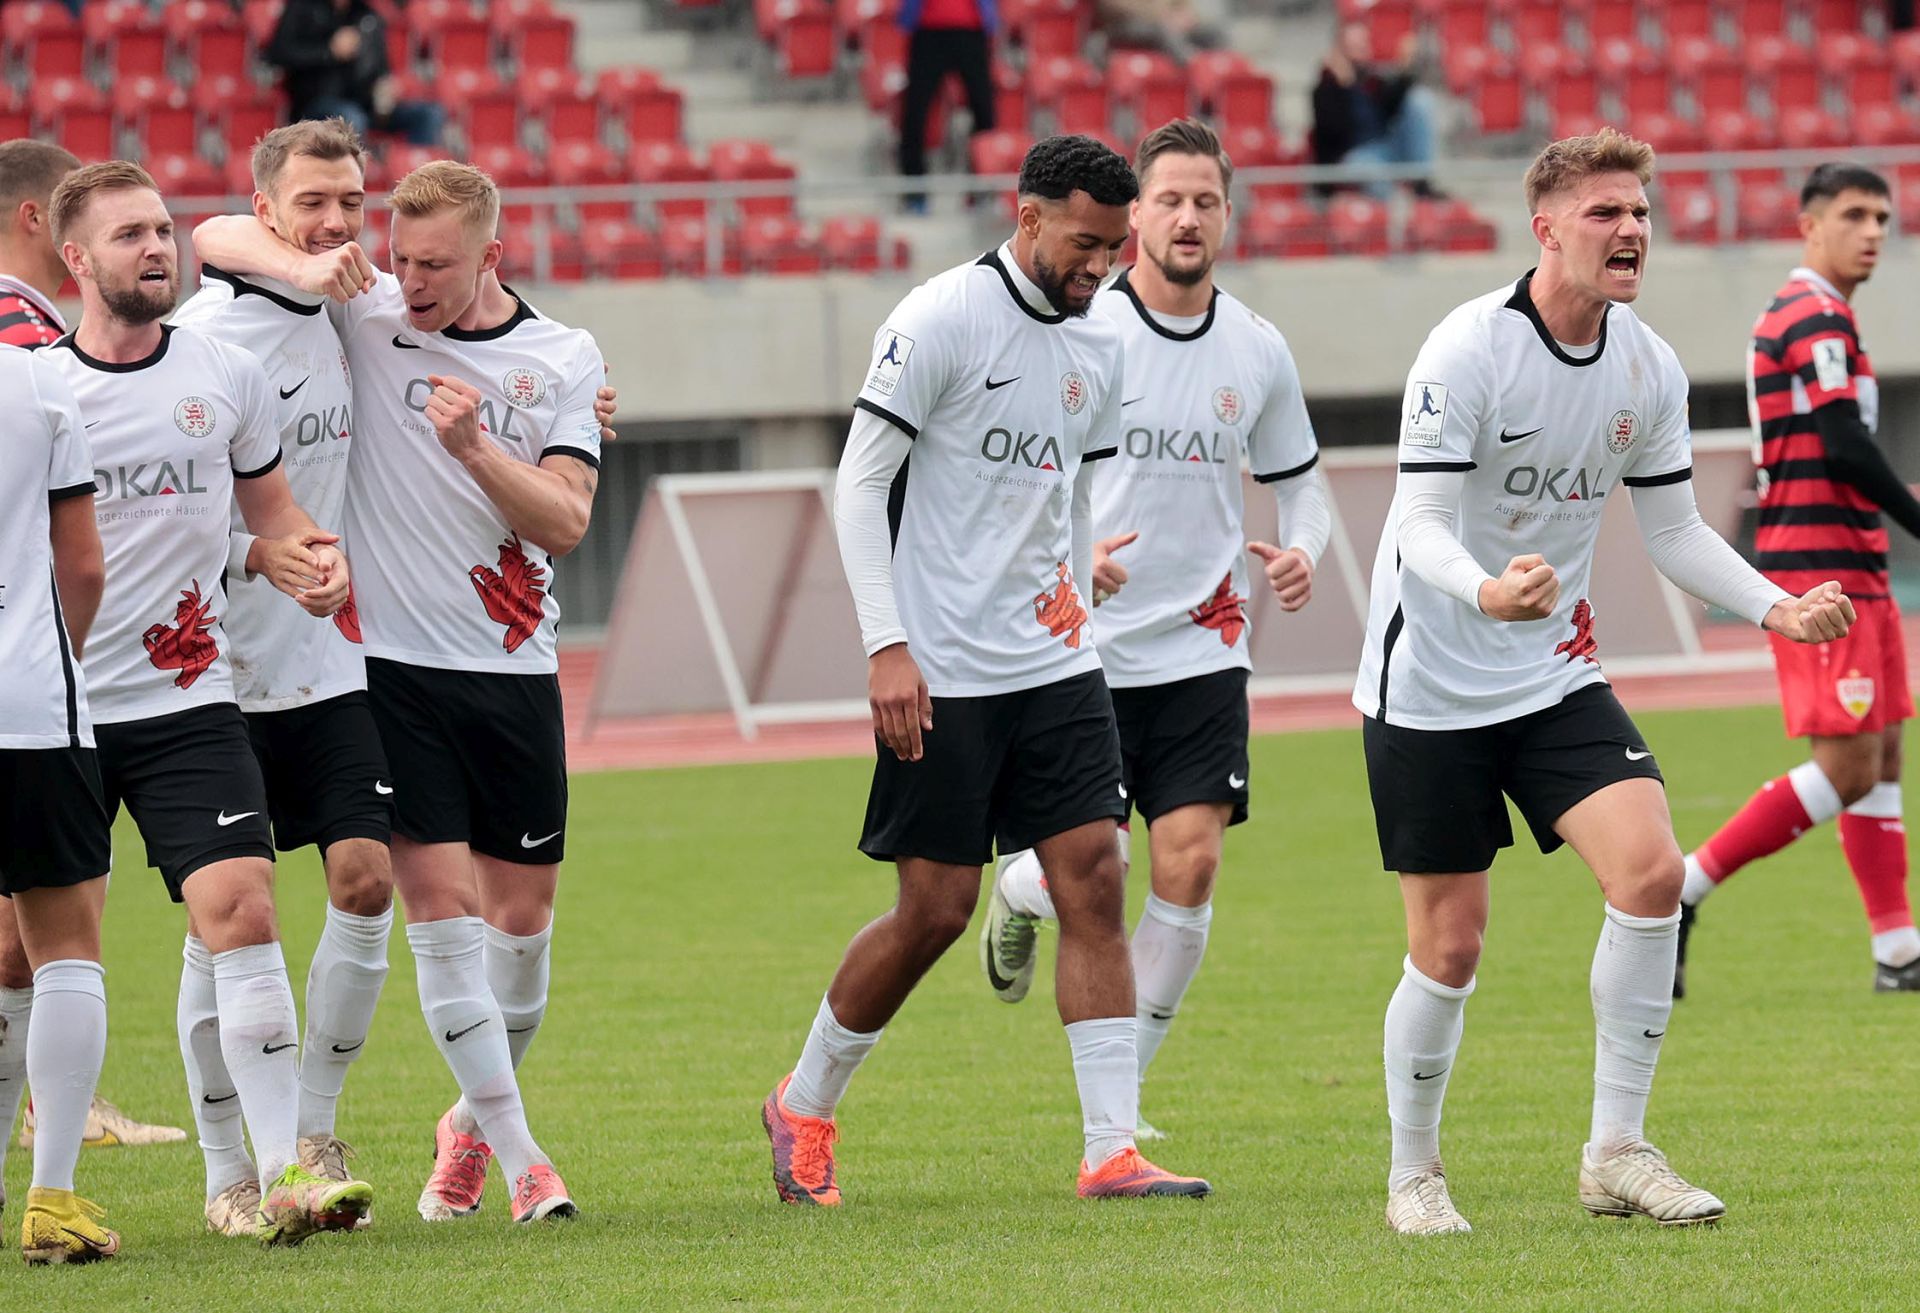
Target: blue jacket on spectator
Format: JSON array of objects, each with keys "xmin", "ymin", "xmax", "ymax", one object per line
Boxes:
[{"xmin": 898, "ymin": 0, "xmax": 999, "ymax": 35}]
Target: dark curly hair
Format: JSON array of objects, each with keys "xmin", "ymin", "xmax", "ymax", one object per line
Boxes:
[{"xmin": 1017, "ymin": 135, "xmax": 1139, "ymax": 207}]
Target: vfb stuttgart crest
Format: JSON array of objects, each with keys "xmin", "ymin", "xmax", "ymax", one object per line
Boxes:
[
  {"xmin": 1212, "ymin": 386, "xmax": 1243, "ymax": 425},
  {"xmin": 502, "ymin": 367, "xmax": 547, "ymax": 409},
  {"xmin": 1060, "ymin": 371, "xmax": 1087, "ymax": 415},
  {"xmin": 174, "ymin": 396, "xmax": 216, "ymax": 438},
  {"xmin": 1606, "ymin": 409, "xmax": 1640, "ymax": 455},
  {"xmin": 1838, "ymin": 668, "xmax": 1876, "ymax": 719}
]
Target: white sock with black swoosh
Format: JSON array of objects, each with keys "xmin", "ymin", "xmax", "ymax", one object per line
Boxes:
[
  {"xmin": 178, "ymin": 937, "xmax": 253, "ymax": 1199},
  {"xmin": 298, "ymin": 904, "xmax": 392, "ymax": 1139},
  {"xmin": 1384, "ymin": 956, "xmax": 1473, "ymax": 1192},
  {"xmin": 1132, "ymin": 894, "xmax": 1212, "ymax": 1082},
  {"xmin": 212, "ymin": 941, "xmax": 300, "ymax": 1188},
  {"xmin": 408, "ymin": 916, "xmax": 544, "ymax": 1182},
  {"xmin": 1589, "ymin": 903, "xmax": 1679, "ymax": 1158},
  {"xmin": 453, "ymin": 918, "xmax": 552, "ymax": 1136}
]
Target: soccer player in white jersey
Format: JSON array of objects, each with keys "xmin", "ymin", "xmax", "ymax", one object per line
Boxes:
[
  {"xmin": 761, "ymin": 135, "xmax": 1210, "ymax": 1205},
  {"xmin": 1355, "ymin": 130, "xmax": 1855, "ymax": 1236},
  {"xmin": 195, "ymin": 160, "xmax": 603, "ymax": 1225},
  {"xmin": 43, "ymin": 161, "xmax": 373, "ymax": 1243},
  {"xmin": 168, "ymin": 120, "xmax": 395, "ymax": 1233},
  {"xmin": 981, "ymin": 120, "xmax": 1331, "ymax": 1136},
  {"xmin": 0, "ymin": 344, "xmax": 118, "ymax": 1264},
  {"xmin": 0, "ymin": 138, "xmax": 186, "ymax": 1167}
]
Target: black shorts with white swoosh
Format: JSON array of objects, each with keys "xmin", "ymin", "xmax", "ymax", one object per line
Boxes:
[
  {"xmin": 1111, "ymin": 667, "xmax": 1250, "ymax": 827},
  {"xmin": 245, "ymin": 690, "xmax": 392, "ymax": 854},
  {"xmin": 365, "ymin": 658, "xmax": 567, "ymax": 865},
  {"xmin": 1362, "ymin": 683, "xmax": 1663, "ymax": 873},
  {"xmin": 95, "ymin": 703, "xmax": 274, "ymax": 900}
]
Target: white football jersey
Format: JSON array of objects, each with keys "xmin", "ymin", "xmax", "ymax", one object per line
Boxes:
[
  {"xmin": 48, "ymin": 326, "xmax": 283, "ymax": 724},
  {"xmin": 330, "ymin": 274, "xmax": 603, "ymax": 674},
  {"xmin": 1354, "ymin": 274, "xmax": 1694, "ymax": 730},
  {"xmin": 172, "ymin": 266, "xmax": 364, "ymax": 713},
  {"xmin": 1089, "ymin": 272, "xmax": 1319, "ymax": 687},
  {"xmin": 0, "ymin": 347, "xmax": 96, "ymax": 749},
  {"xmin": 854, "ymin": 244, "xmax": 1124, "ymax": 697}
]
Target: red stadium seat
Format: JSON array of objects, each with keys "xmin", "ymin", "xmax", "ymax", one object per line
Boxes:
[
  {"xmin": 1730, "ymin": 0, "xmax": 1788, "ymax": 34},
  {"xmin": 776, "ymin": 7, "xmax": 837, "ymax": 77},
  {"xmin": 735, "ymin": 215, "xmax": 821, "ymax": 274},
  {"xmin": 218, "ymin": 99, "xmax": 285, "ymax": 162},
  {"xmin": 84, "ymin": 1, "xmax": 167, "ymax": 78},
  {"xmin": 1005, "ymin": 0, "xmax": 1085, "ymax": 58},
  {"xmin": 1778, "ymin": 106, "xmax": 1844, "ymax": 149},
  {"xmin": 989, "ymin": 61, "xmax": 1029, "ymax": 134},
  {"xmin": 1808, "ymin": 0, "xmax": 1866, "ymax": 37},
  {"xmin": 1457, "ymin": 50, "xmax": 1522, "ymax": 133},
  {"xmin": 1, "ymin": 0, "xmax": 75, "ymax": 47},
  {"xmin": 39, "ymin": 80, "xmax": 114, "ymax": 161},
  {"xmin": 1188, "ymin": 58, "xmax": 1273, "ymax": 131},
  {"xmin": 819, "ymin": 214, "xmax": 883, "ymax": 271},
  {"xmin": 164, "ymin": 0, "xmax": 248, "ymax": 75},
  {"xmin": 1748, "ymin": 34, "xmax": 1820, "ymax": 111},
  {"xmin": 1440, "ymin": 41, "xmax": 1497, "ymax": 94},
  {"xmin": 660, "ymin": 214, "xmax": 715, "ymax": 276},
  {"xmin": 1239, "ymin": 198, "xmax": 1329, "ymax": 260},
  {"xmin": 580, "ymin": 218, "xmax": 664, "ymax": 279},
  {"xmin": 222, "ymin": 152, "xmax": 257, "ymax": 197},
  {"xmin": 1671, "ymin": 36, "xmax": 1746, "ymax": 117},
  {"xmin": 1408, "ymin": 197, "xmax": 1496, "ymax": 253},
  {"xmin": 0, "ymin": 88, "xmax": 28, "ymax": 144},
  {"xmin": 1429, "ymin": 0, "xmax": 1490, "ymax": 52},
  {"xmin": 1819, "ymin": 32, "xmax": 1894, "ymax": 103},
  {"xmin": 18, "ymin": 24, "xmax": 84, "ymax": 81},
  {"xmin": 470, "ymin": 143, "xmax": 548, "ymax": 188},
  {"xmin": 1344, "ymin": 0, "xmax": 1415, "ymax": 56},
  {"xmin": 1327, "ymin": 193, "xmax": 1390, "ymax": 255},
  {"xmin": 630, "ymin": 141, "xmax": 712, "ymax": 220},
  {"xmin": 487, "ymin": 0, "xmax": 553, "ymax": 42},
  {"xmin": 1852, "ymin": 102, "xmax": 1920, "ymax": 146},
  {"xmin": 147, "ymin": 153, "xmax": 224, "ymax": 199},
  {"xmin": 1632, "ymin": 109, "xmax": 1705, "ymax": 155},
  {"xmin": 709, "ymin": 140, "xmax": 797, "ymax": 219},
  {"xmin": 1663, "ymin": 182, "xmax": 1721, "ymax": 243},
  {"xmin": 424, "ymin": 16, "xmax": 492, "ymax": 73},
  {"xmin": 1738, "ymin": 178, "xmax": 1801, "ymax": 240},
  {"xmin": 1029, "ymin": 55, "xmax": 1109, "ymax": 137},
  {"xmin": 1503, "ymin": 0, "xmax": 1566, "ymax": 49},
  {"xmin": 510, "ymin": 13, "xmax": 576, "ymax": 72},
  {"xmin": 837, "ymin": 0, "xmax": 896, "ymax": 37},
  {"xmin": 241, "ymin": 0, "xmax": 284, "ymax": 50},
  {"xmin": 534, "ymin": 88, "xmax": 600, "ymax": 146},
  {"xmin": 857, "ymin": 17, "xmax": 908, "ymax": 110},
  {"xmin": 969, "ymin": 127, "xmax": 1031, "ymax": 175},
  {"xmin": 598, "ymin": 67, "xmax": 686, "ymax": 146},
  {"xmin": 1893, "ymin": 28, "xmax": 1920, "ymax": 82},
  {"xmin": 1703, "ymin": 106, "xmax": 1776, "ymax": 151},
  {"xmin": 1108, "ymin": 50, "xmax": 1189, "ymax": 139},
  {"xmin": 1591, "ymin": 39, "xmax": 1669, "ymax": 117},
  {"xmin": 1523, "ymin": 44, "xmax": 1597, "ymax": 122},
  {"xmin": 115, "ymin": 75, "xmax": 197, "ymax": 157},
  {"xmin": 454, "ymin": 89, "xmax": 521, "ymax": 151},
  {"xmin": 1656, "ymin": 0, "xmax": 1716, "ymax": 42}
]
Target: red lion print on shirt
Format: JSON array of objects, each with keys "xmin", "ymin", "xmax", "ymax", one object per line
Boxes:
[
  {"xmin": 1189, "ymin": 572, "xmax": 1248, "ymax": 647},
  {"xmin": 144, "ymin": 580, "xmax": 220, "ymax": 688},
  {"xmin": 469, "ymin": 533, "xmax": 548, "ymax": 653},
  {"xmin": 1555, "ymin": 598, "xmax": 1599, "ymax": 664},
  {"xmin": 1033, "ymin": 561, "xmax": 1089, "ymax": 650}
]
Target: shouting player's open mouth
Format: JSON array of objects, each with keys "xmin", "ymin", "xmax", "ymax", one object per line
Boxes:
[{"xmin": 1605, "ymin": 248, "xmax": 1640, "ymax": 281}]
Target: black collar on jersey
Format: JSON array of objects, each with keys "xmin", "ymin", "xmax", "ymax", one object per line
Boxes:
[
  {"xmin": 53, "ymin": 322, "xmax": 173, "ymax": 372},
  {"xmin": 442, "ymin": 286, "xmax": 535, "ymax": 341},
  {"xmin": 201, "ymin": 263, "xmax": 323, "ymax": 316},
  {"xmin": 1505, "ymin": 269, "xmax": 1608, "ymax": 368},
  {"xmin": 977, "ymin": 249, "xmax": 1067, "ymax": 325},
  {"xmin": 1113, "ymin": 267, "xmax": 1218, "ymax": 341}
]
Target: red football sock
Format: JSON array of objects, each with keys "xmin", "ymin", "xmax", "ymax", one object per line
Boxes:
[
  {"xmin": 1839, "ymin": 801, "xmax": 1913, "ymax": 935},
  {"xmin": 1697, "ymin": 775, "xmax": 1817, "ymax": 882}
]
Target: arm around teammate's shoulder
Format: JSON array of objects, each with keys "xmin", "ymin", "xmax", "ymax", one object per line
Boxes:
[{"xmin": 191, "ymin": 215, "xmax": 375, "ymax": 304}]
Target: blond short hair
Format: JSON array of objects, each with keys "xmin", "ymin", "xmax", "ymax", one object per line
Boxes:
[
  {"xmin": 251, "ymin": 117, "xmax": 367, "ymax": 198},
  {"xmin": 389, "ymin": 159, "xmax": 499, "ymax": 239},
  {"xmin": 1523, "ymin": 128, "xmax": 1656, "ymax": 213},
  {"xmin": 49, "ymin": 159, "xmax": 159, "ymax": 246},
  {"xmin": 1135, "ymin": 118, "xmax": 1234, "ymax": 196}
]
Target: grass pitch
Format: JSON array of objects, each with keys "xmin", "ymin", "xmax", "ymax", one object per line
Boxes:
[{"xmin": 5, "ymin": 702, "xmax": 1916, "ymax": 1310}]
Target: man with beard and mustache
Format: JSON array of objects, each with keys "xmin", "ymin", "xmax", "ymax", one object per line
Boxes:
[
  {"xmin": 1677, "ymin": 165, "xmax": 1920, "ymax": 995},
  {"xmin": 0, "ymin": 139, "xmax": 187, "ymax": 1193},
  {"xmin": 759, "ymin": 134, "xmax": 1211, "ymax": 1206},
  {"xmin": 980, "ymin": 119, "xmax": 1331, "ymax": 1139},
  {"xmin": 43, "ymin": 161, "xmax": 373, "ymax": 1244}
]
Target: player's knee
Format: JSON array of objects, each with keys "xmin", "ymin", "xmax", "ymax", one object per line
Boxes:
[
  {"xmin": 1423, "ymin": 933, "xmax": 1483, "ymax": 988},
  {"xmin": 1615, "ymin": 847, "xmax": 1686, "ymax": 914},
  {"xmin": 1153, "ymin": 848, "xmax": 1218, "ymax": 905},
  {"xmin": 326, "ymin": 844, "xmax": 395, "ymax": 917},
  {"xmin": 0, "ymin": 947, "xmax": 30, "ymax": 991},
  {"xmin": 1829, "ymin": 759, "xmax": 1880, "ymax": 805}
]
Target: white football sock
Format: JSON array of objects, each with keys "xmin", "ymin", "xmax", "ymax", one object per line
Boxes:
[
  {"xmin": 1872, "ymin": 925, "xmax": 1920, "ymax": 967},
  {"xmin": 298, "ymin": 903, "xmax": 392, "ymax": 1139},
  {"xmin": 26, "ymin": 960, "xmax": 105, "ymax": 1193},
  {"xmin": 1789, "ymin": 759, "xmax": 1845, "ymax": 821},
  {"xmin": 408, "ymin": 916, "xmax": 545, "ymax": 1182},
  {"xmin": 1589, "ymin": 903, "xmax": 1679, "ymax": 1158},
  {"xmin": 0, "ymin": 985, "xmax": 31, "ymax": 1179},
  {"xmin": 178, "ymin": 937, "xmax": 253, "ymax": 1198},
  {"xmin": 784, "ymin": 993, "xmax": 881, "ymax": 1119},
  {"xmin": 998, "ymin": 849, "xmax": 1056, "ymax": 920},
  {"xmin": 1066, "ymin": 1016, "xmax": 1138, "ymax": 1166},
  {"xmin": 1132, "ymin": 894, "xmax": 1212, "ymax": 1081},
  {"xmin": 1384, "ymin": 956, "xmax": 1474, "ymax": 1191},
  {"xmin": 453, "ymin": 918, "xmax": 552, "ymax": 1135},
  {"xmin": 212, "ymin": 941, "xmax": 301, "ymax": 1189},
  {"xmin": 1679, "ymin": 852, "xmax": 1715, "ymax": 907}
]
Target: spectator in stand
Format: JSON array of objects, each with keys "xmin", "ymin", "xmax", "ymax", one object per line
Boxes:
[
  {"xmin": 897, "ymin": 0, "xmax": 998, "ymax": 213},
  {"xmin": 1098, "ymin": 0, "xmax": 1226, "ymax": 62},
  {"xmin": 267, "ymin": 0, "xmax": 445, "ymax": 147},
  {"xmin": 1311, "ymin": 21, "xmax": 1440, "ymax": 199}
]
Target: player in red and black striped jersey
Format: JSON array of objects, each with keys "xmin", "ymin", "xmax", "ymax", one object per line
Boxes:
[{"xmin": 1679, "ymin": 163, "xmax": 1920, "ymax": 994}]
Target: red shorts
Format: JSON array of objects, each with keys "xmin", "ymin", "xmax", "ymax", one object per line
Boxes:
[{"xmin": 1770, "ymin": 595, "xmax": 1914, "ymax": 738}]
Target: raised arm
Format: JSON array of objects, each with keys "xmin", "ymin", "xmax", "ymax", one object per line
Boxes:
[{"xmin": 192, "ymin": 215, "xmax": 375, "ymax": 303}]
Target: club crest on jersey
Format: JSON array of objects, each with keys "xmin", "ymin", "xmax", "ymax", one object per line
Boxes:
[
  {"xmin": 1404, "ymin": 382, "xmax": 1446, "ymax": 448},
  {"xmin": 1838, "ymin": 669, "xmax": 1875, "ymax": 719},
  {"xmin": 173, "ymin": 396, "xmax": 216, "ymax": 438},
  {"xmin": 502, "ymin": 367, "xmax": 547, "ymax": 409},
  {"xmin": 1060, "ymin": 371, "xmax": 1088, "ymax": 415},
  {"xmin": 1212, "ymin": 386, "xmax": 1243, "ymax": 426},
  {"xmin": 1606, "ymin": 409, "xmax": 1640, "ymax": 455}
]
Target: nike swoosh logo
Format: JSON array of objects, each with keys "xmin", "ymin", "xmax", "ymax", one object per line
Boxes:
[
  {"xmin": 985, "ymin": 375, "xmax": 1020, "ymax": 390},
  {"xmin": 331, "ymin": 1040, "xmax": 365, "ymax": 1054},
  {"xmin": 374, "ymin": 781, "xmax": 393, "ymax": 795},
  {"xmin": 1499, "ymin": 426, "xmax": 1543, "ymax": 444},
  {"xmin": 1625, "ymin": 748, "xmax": 1652, "ymax": 761},
  {"xmin": 262, "ymin": 1042, "xmax": 295, "ymax": 1055},
  {"xmin": 217, "ymin": 810, "xmax": 259, "ymax": 826},
  {"xmin": 279, "ymin": 376, "xmax": 309, "ymax": 400},
  {"xmin": 1117, "ymin": 783, "xmax": 1128, "ymax": 799},
  {"xmin": 392, "ymin": 335, "xmax": 421, "ymax": 349},
  {"xmin": 1148, "ymin": 1011, "xmax": 1174, "ymax": 1021},
  {"xmin": 84, "ymin": 420, "xmax": 102, "ymax": 429},
  {"xmin": 202, "ymin": 1091, "xmax": 238, "ymax": 1104},
  {"xmin": 1643, "ymin": 1028, "xmax": 1665, "ymax": 1038},
  {"xmin": 506, "ymin": 1024, "xmax": 538, "ymax": 1034},
  {"xmin": 1120, "ymin": 396, "xmax": 1146, "ymax": 407},
  {"xmin": 521, "ymin": 830, "xmax": 562, "ymax": 848},
  {"xmin": 1228, "ymin": 773, "xmax": 1246, "ymax": 788},
  {"xmin": 1413, "ymin": 1068, "xmax": 1447, "ymax": 1081},
  {"xmin": 984, "ymin": 952, "xmax": 1020, "ymax": 994},
  {"xmin": 444, "ymin": 1020, "xmax": 487, "ymax": 1042}
]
